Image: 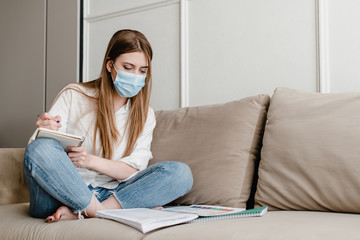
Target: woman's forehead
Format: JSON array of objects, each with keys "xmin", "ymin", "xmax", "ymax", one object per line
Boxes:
[{"xmin": 116, "ymin": 52, "xmax": 148, "ymax": 66}]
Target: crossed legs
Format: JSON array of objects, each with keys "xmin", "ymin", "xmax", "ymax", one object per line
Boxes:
[{"xmin": 24, "ymin": 138, "xmax": 193, "ymax": 222}]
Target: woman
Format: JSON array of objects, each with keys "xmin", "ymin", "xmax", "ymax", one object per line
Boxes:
[{"xmin": 24, "ymin": 29, "xmax": 193, "ymax": 223}]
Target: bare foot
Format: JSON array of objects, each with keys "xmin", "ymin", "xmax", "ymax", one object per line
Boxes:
[{"xmin": 45, "ymin": 206, "xmax": 78, "ymax": 223}]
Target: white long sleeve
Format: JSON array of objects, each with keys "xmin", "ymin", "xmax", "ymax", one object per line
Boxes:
[{"xmin": 28, "ymin": 83, "xmax": 156, "ymax": 189}]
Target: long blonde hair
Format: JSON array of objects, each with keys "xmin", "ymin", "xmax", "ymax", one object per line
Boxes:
[{"xmin": 69, "ymin": 29, "xmax": 152, "ymax": 159}]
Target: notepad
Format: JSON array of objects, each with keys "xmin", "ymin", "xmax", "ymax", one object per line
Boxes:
[{"xmin": 35, "ymin": 127, "xmax": 85, "ymax": 151}]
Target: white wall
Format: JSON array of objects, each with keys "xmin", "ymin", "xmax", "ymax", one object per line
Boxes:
[
  {"xmin": 83, "ymin": 0, "xmax": 181, "ymax": 110},
  {"xmin": 326, "ymin": 0, "xmax": 360, "ymax": 93},
  {"xmin": 83, "ymin": 0, "xmax": 360, "ymax": 110},
  {"xmin": 188, "ymin": 0, "xmax": 317, "ymax": 106}
]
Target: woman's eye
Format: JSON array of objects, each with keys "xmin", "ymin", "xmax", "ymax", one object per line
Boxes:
[
  {"xmin": 123, "ymin": 66, "xmax": 132, "ymax": 70},
  {"xmin": 140, "ymin": 70, "xmax": 147, "ymax": 74}
]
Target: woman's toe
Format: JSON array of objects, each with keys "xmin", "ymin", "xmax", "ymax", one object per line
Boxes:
[{"xmin": 45, "ymin": 216, "xmax": 55, "ymax": 223}]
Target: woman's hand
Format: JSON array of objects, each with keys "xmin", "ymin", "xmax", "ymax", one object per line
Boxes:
[
  {"xmin": 67, "ymin": 146, "xmax": 93, "ymax": 168},
  {"xmin": 68, "ymin": 146, "xmax": 139, "ymax": 179},
  {"xmin": 36, "ymin": 112, "xmax": 62, "ymax": 130}
]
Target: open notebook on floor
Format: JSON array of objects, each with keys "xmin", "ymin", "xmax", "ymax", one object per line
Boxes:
[{"xmin": 96, "ymin": 205, "xmax": 268, "ymax": 233}]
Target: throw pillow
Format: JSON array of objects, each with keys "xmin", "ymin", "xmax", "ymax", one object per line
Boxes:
[
  {"xmin": 255, "ymin": 87, "xmax": 360, "ymax": 213},
  {"xmin": 150, "ymin": 95, "xmax": 270, "ymax": 208}
]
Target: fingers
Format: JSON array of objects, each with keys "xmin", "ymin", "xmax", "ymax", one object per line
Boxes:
[
  {"xmin": 54, "ymin": 115, "xmax": 61, "ymax": 123},
  {"xmin": 36, "ymin": 119, "xmax": 61, "ymax": 130},
  {"xmin": 36, "ymin": 112, "xmax": 62, "ymax": 130},
  {"xmin": 39, "ymin": 112, "xmax": 57, "ymax": 122},
  {"xmin": 69, "ymin": 157, "xmax": 85, "ymax": 168},
  {"xmin": 68, "ymin": 146, "xmax": 88, "ymax": 168},
  {"xmin": 68, "ymin": 152, "xmax": 86, "ymax": 161},
  {"xmin": 67, "ymin": 146, "xmax": 84, "ymax": 152},
  {"xmin": 68, "ymin": 154, "xmax": 86, "ymax": 162}
]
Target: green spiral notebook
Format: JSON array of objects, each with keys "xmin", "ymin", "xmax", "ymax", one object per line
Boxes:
[{"xmin": 187, "ymin": 206, "xmax": 268, "ymax": 223}]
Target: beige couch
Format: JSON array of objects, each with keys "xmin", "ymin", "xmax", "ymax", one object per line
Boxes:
[{"xmin": 1, "ymin": 87, "xmax": 360, "ymax": 240}]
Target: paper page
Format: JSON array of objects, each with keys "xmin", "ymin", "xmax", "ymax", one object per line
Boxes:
[
  {"xmin": 96, "ymin": 208, "xmax": 198, "ymax": 233},
  {"xmin": 97, "ymin": 208, "xmax": 195, "ymax": 223},
  {"xmin": 164, "ymin": 205, "xmax": 245, "ymax": 217}
]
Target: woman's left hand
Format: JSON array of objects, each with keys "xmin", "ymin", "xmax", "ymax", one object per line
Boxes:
[{"xmin": 67, "ymin": 146, "xmax": 93, "ymax": 168}]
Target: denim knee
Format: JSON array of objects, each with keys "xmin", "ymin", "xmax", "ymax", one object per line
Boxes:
[
  {"xmin": 24, "ymin": 138, "xmax": 63, "ymax": 169},
  {"xmin": 156, "ymin": 161, "xmax": 193, "ymax": 196}
]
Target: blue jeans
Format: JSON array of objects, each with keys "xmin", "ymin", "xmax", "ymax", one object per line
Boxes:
[{"xmin": 24, "ymin": 138, "xmax": 193, "ymax": 219}]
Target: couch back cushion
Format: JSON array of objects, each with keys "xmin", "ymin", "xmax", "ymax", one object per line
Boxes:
[
  {"xmin": 255, "ymin": 88, "xmax": 360, "ymax": 213},
  {"xmin": 0, "ymin": 148, "xmax": 29, "ymax": 205},
  {"xmin": 150, "ymin": 95, "xmax": 270, "ymax": 208}
]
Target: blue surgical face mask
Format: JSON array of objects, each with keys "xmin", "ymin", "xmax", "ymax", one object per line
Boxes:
[{"xmin": 112, "ymin": 64, "xmax": 146, "ymax": 98}]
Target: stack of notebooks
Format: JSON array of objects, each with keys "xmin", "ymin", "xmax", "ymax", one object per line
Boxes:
[{"xmin": 96, "ymin": 205, "xmax": 268, "ymax": 233}]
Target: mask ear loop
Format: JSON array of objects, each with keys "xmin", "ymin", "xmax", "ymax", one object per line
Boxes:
[
  {"xmin": 112, "ymin": 63, "xmax": 119, "ymax": 72},
  {"xmin": 111, "ymin": 64, "xmax": 120, "ymax": 82}
]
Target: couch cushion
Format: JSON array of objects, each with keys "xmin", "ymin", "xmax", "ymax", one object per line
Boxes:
[
  {"xmin": 255, "ymin": 87, "xmax": 360, "ymax": 212},
  {"xmin": 150, "ymin": 95, "xmax": 270, "ymax": 208},
  {"xmin": 143, "ymin": 210, "xmax": 360, "ymax": 240},
  {"xmin": 2, "ymin": 203, "xmax": 360, "ymax": 240},
  {"xmin": 0, "ymin": 203, "xmax": 144, "ymax": 240},
  {"xmin": 0, "ymin": 148, "xmax": 29, "ymax": 205}
]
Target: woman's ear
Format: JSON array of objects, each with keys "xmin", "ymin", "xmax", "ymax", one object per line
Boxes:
[{"xmin": 106, "ymin": 60, "xmax": 113, "ymax": 73}]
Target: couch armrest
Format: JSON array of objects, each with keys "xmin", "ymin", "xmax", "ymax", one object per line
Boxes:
[{"xmin": 0, "ymin": 148, "xmax": 29, "ymax": 205}]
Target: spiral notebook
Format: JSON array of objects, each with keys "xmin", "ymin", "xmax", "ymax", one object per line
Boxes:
[{"xmin": 187, "ymin": 205, "xmax": 268, "ymax": 223}]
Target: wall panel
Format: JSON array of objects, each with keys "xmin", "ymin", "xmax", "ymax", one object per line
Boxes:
[
  {"xmin": 84, "ymin": 0, "xmax": 181, "ymax": 110},
  {"xmin": 327, "ymin": 0, "xmax": 360, "ymax": 93},
  {"xmin": 188, "ymin": 0, "xmax": 318, "ymax": 106},
  {"xmin": 83, "ymin": 0, "xmax": 360, "ymax": 109},
  {"xmin": 0, "ymin": 0, "xmax": 46, "ymax": 147},
  {"xmin": 46, "ymin": 0, "xmax": 79, "ymax": 110}
]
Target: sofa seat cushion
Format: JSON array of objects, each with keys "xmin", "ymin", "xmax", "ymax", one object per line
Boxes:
[
  {"xmin": 143, "ymin": 211, "xmax": 360, "ymax": 240},
  {"xmin": 0, "ymin": 203, "xmax": 144, "ymax": 240},
  {"xmin": 2, "ymin": 203, "xmax": 360, "ymax": 240}
]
